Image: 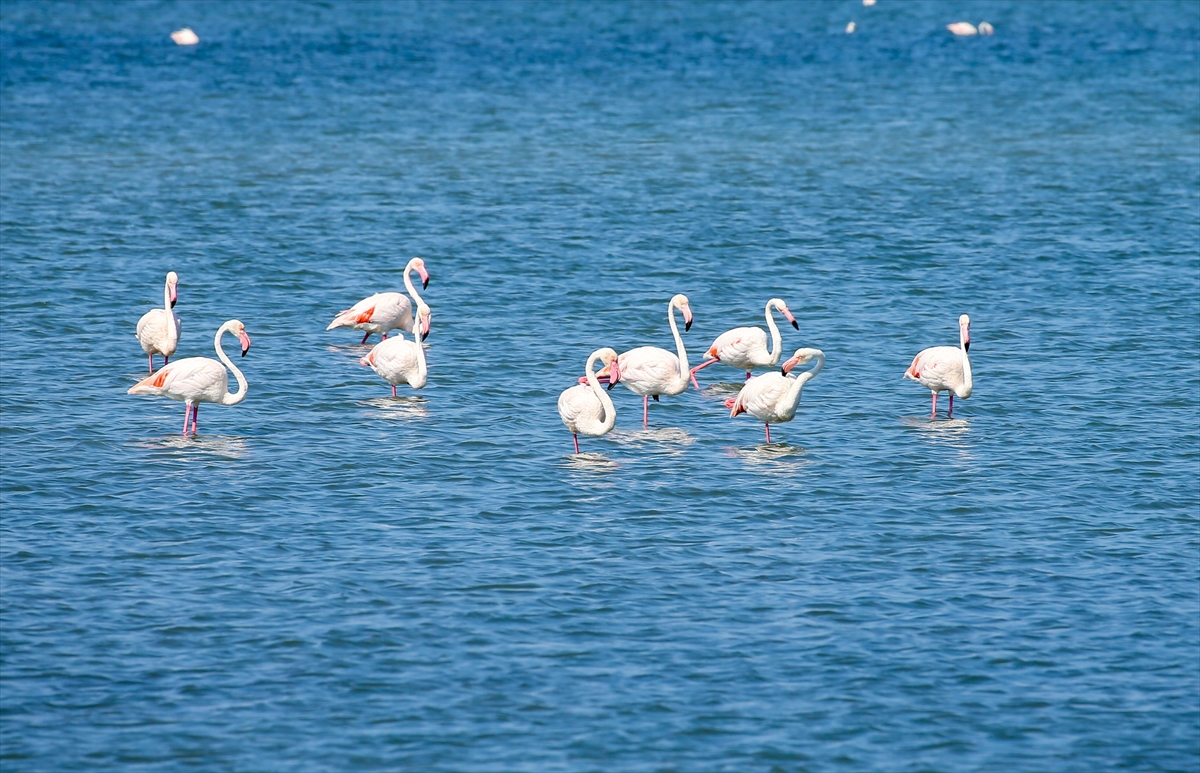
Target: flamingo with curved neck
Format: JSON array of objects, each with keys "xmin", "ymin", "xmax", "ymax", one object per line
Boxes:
[
  {"xmin": 136, "ymin": 271, "xmax": 181, "ymax": 372},
  {"xmin": 327, "ymin": 257, "xmax": 431, "ymax": 343},
  {"xmin": 128, "ymin": 319, "xmax": 251, "ymax": 436},
  {"xmin": 558, "ymin": 348, "xmax": 622, "ymax": 453},
  {"xmin": 726, "ymin": 348, "xmax": 824, "ymax": 443},
  {"xmin": 604, "ymin": 294, "xmax": 694, "ymax": 429},
  {"xmin": 689, "ymin": 297, "xmax": 799, "ymax": 388},
  {"xmin": 360, "ymin": 304, "xmax": 432, "ymax": 396},
  {"xmin": 904, "ymin": 314, "xmax": 972, "ymax": 418}
]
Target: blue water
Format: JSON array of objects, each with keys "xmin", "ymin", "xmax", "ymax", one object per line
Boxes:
[{"xmin": 2, "ymin": 2, "xmax": 1198, "ymax": 770}]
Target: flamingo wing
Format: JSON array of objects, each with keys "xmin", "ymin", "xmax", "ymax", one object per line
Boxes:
[
  {"xmin": 136, "ymin": 309, "xmax": 182, "ymax": 356},
  {"xmin": 711, "ymin": 326, "xmax": 769, "ymax": 368},
  {"xmin": 731, "ymin": 372, "xmax": 791, "ymax": 421},
  {"xmin": 618, "ymin": 346, "xmax": 681, "ymax": 390},
  {"xmin": 906, "ymin": 346, "xmax": 964, "ymax": 391},
  {"xmin": 128, "ymin": 356, "xmax": 226, "ymax": 401}
]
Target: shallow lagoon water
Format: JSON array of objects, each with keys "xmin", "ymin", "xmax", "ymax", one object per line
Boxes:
[{"xmin": 2, "ymin": 2, "xmax": 1198, "ymax": 771}]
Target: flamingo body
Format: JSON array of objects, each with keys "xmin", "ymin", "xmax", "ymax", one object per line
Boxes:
[
  {"xmin": 128, "ymin": 319, "xmax": 251, "ymax": 435},
  {"xmin": 558, "ymin": 348, "xmax": 621, "ymax": 453},
  {"xmin": 727, "ymin": 348, "xmax": 824, "ymax": 443},
  {"xmin": 327, "ymin": 257, "xmax": 430, "ymax": 343},
  {"xmin": 904, "ymin": 314, "xmax": 973, "ymax": 418},
  {"xmin": 136, "ymin": 271, "xmax": 181, "ymax": 372},
  {"xmin": 360, "ymin": 304, "xmax": 431, "ymax": 396},
  {"xmin": 690, "ymin": 298, "xmax": 798, "ymax": 386},
  {"xmin": 612, "ymin": 294, "xmax": 694, "ymax": 428}
]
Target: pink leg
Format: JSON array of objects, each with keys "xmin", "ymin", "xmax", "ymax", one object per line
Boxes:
[
  {"xmin": 689, "ymin": 359, "xmax": 717, "ymax": 390},
  {"xmin": 745, "ymin": 371, "xmax": 752, "ymax": 381},
  {"xmin": 948, "ymin": 393, "xmax": 954, "ymax": 418},
  {"xmin": 765, "ymin": 424, "xmax": 771, "ymax": 443},
  {"xmin": 360, "ymin": 332, "xmax": 370, "ymax": 344},
  {"xmin": 643, "ymin": 395, "xmax": 649, "ymax": 429},
  {"xmin": 391, "ymin": 384, "xmax": 397, "ymax": 397},
  {"xmin": 190, "ymin": 404, "xmax": 199, "ymax": 435},
  {"xmin": 182, "ymin": 405, "xmax": 191, "ymax": 436},
  {"xmin": 931, "ymin": 391, "xmax": 938, "ymax": 419},
  {"xmin": 572, "ymin": 433, "xmax": 579, "ymax": 454},
  {"xmin": 148, "ymin": 354, "xmax": 155, "ymax": 373},
  {"xmin": 382, "ymin": 333, "xmax": 388, "ymax": 340}
]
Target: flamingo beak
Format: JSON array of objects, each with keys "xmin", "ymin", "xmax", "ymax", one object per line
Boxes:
[
  {"xmin": 782, "ymin": 307, "xmax": 798, "ymax": 330},
  {"xmin": 683, "ymin": 306, "xmax": 693, "ymax": 333},
  {"xmin": 239, "ymin": 330, "xmax": 252, "ymax": 357},
  {"xmin": 420, "ymin": 316, "xmax": 431, "ymax": 341},
  {"xmin": 169, "ymin": 283, "xmax": 178, "ymax": 308},
  {"xmin": 781, "ymin": 356, "xmax": 798, "ymax": 375},
  {"xmin": 607, "ymin": 359, "xmax": 622, "ymax": 390},
  {"xmin": 418, "ymin": 265, "xmax": 430, "ymax": 290}
]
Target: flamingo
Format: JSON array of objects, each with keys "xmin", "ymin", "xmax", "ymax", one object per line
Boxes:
[
  {"xmin": 327, "ymin": 257, "xmax": 430, "ymax": 344},
  {"xmin": 689, "ymin": 298, "xmax": 799, "ymax": 388},
  {"xmin": 359, "ymin": 304, "xmax": 432, "ymax": 396},
  {"xmin": 904, "ymin": 314, "xmax": 973, "ymax": 419},
  {"xmin": 726, "ymin": 348, "xmax": 825, "ymax": 443},
  {"xmin": 128, "ymin": 319, "xmax": 251, "ymax": 436},
  {"xmin": 592, "ymin": 294, "xmax": 693, "ymax": 429},
  {"xmin": 558, "ymin": 348, "xmax": 622, "ymax": 454},
  {"xmin": 135, "ymin": 271, "xmax": 181, "ymax": 373}
]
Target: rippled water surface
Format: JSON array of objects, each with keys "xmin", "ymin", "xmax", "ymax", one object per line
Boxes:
[{"xmin": 2, "ymin": 2, "xmax": 1198, "ymax": 771}]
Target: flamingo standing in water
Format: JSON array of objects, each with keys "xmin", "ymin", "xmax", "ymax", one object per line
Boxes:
[
  {"xmin": 726, "ymin": 348, "xmax": 824, "ymax": 443},
  {"xmin": 689, "ymin": 298, "xmax": 799, "ymax": 388},
  {"xmin": 135, "ymin": 271, "xmax": 181, "ymax": 372},
  {"xmin": 594, "ymin": 294, "xmax": 694, "ymax": 429},
  {"xmin": 904, "ymin": 314, "xmax": 973, "ymax": 418},
  {"xmin": 128, "ymin": 319, "xmax": 251, "ymax": 436},
  {"xmin": 558, "ymin": 348, "xmax": 622, "ymax": 454},
  {"xmin": 359, "ymin": 304, "xmax": 432, "ymax": 396},
  {"xmin": 327, "ymin": 257, "xmax": 430, "ymax": 344}
]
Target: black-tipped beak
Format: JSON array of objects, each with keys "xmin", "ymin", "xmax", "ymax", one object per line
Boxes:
[
  {"xmin": 171, "ymin": 298, "xmax": 177, "ymax": 308},
  {"xmin": 781, "ymin": 366, "xmax": 787, "ymax": 375},
  {"xmin": 964, "ymin": 341, "xmax": 970, "ymax": 352},
  {"xmin": 607, "ymin": 381, "xmax": 616, "ymax": 391},
  {"xmin": 790, "ymin": 320, "xmax": 799, "ymax": 330},
  {"xmin": 241, "ymin": 348, "xmax": 249, "ymax": 357},
  {"xmin": 684, "ymin": 320, "xmax": 692, "ymax": 332},
  {"xmin": 423, "ymin": 277, "xmax": 430, "ymax": 290}
]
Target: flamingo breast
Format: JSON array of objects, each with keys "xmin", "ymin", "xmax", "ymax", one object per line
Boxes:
[
  {"xmin": 367, "ymin": 337, "xmax": 423, "ymax": 386},
  {"xmin": 557, "ymin": 384, "xmax": 609, "ymax": 436}
]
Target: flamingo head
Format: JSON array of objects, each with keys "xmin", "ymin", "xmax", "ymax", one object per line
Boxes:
[
  {"xmin": 773, "ymin": 299, "xmax": 798, "ymax": 330},
  {"xmin": 166, "ymin": 271, "xmax": 179, "ymax": 307},
  {"xmin": 598, "ymin": 348, "xmax": 622, "ymax": 390},
  {"xmin": 228, "ymin": 320, "xmax": 251, "ymax": 357},
  {"xmin": 959, "ymin": 314, "xmax": 971, "ymax": 352},
  {"xmin": 410, "ymin": 257, "xmax": 430, "ymax": 289},
  {"xmin": 671, "ymin": 294, "xmax": 693, "ymax": 332},
  {"xmin": 416, "ymin": 303, "xmax": 432, "ymax": 341},
  {"xmin": 781, "ymin": 348, "xmax": 818, "ymax": 375}
]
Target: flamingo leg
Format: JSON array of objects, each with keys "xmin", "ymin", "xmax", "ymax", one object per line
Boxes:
[
  {"xmin": 148, "ymin": 354, "xmax": 155, "ymax": 373},
  {"xmin": 745, "ymin": 371, "xmax": 752, "ymax": 381},
  {"xmin": 360, "ymin": 332, "xmax": 370, "ymax": 344},
  {"xmin": 182, "ymin": 405, "xmax": 191, "ymax": 436},
  {"xmin": 572, "ymin": 433, "xmax": 580, "ymax": 454},
  {"xmin": 391, "ymin": 384, "xmax": 397, "ymax": 398},
  {"xmin": 191, "ymin": 404, "xmax": 199, "ymax": 435},
  {"xmin": 931, "ymin": 391, "xmax": 938, "ymax": 419},
  {"xmin": 948, "ymin": 393, "xmax": 954, "ymax": 418},
  {"xmin": 164, "ymin": 355, "xmax": 169, "ymax": 366},
  {"xmin": 688, "ymin": 358, "xmax": 717, "ymax": 390},
  {"xmin": 765, "ymin": 424, "xmax": 771, "ymax": 444},
  {"xmin": 382, "ymin": 333, "xmax": 388, "ymax": 340},
  {"xmin": 642, "ymin": 395, "xmax": 650, "ymax": 429}
]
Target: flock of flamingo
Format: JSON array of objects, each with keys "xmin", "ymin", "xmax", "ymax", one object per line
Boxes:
[{"xmin": 126, "ymin": 262, "xmax": 974, "ymax": 451}]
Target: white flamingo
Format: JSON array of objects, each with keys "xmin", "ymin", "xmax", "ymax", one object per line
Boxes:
[
  {"xmin": 726, "ymin": 348, "xmax": 824, "ymax": 443},
  {"xmin": 359, "ymin": 304, "xmax": 432, "ymax": 396},
  {"xmin": 128, "ymin": 319, "xmax": 251, "ymax": 436},
  {"xmin": 904, "ymin": 314, "xmax": 973, "ymax": 418},
  {"xmin": 689, "ymin": 298, "xmax": 799, "ymax": 388},
  {"xmin": 327, "ymin": 257, "xmax": 430, "ymax": 344},
  {"xmin": 135, "ymin": 271, "xmax": 181, "ymax": 372},
  {"xmin": 558, "ymin": 348, "xmax": 622, "ymax": 454},
  {"xmin": 600, "ymin": 294, "xmax": 694, "ymax": 429}
]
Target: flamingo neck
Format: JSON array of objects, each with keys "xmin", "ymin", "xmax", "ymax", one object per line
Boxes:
[
  {"xmin": 403, "ymin": 260, "xmax": 426, "ymax": 326},
  {"xmin": 585, "ymin": 350, "xmax": 617, "ymax": 433},
  {"xmin": 959, "ymin": 328, "xmax": 973, "ymax": 398},
  {"xmin": 764, "ymin": 299, "xmax": 783, "ymax": 364},
  {"xmin": 667, "ymin": 299, "xmax": 689, "ymax": 386},
  {"xmin": 163, "ymin": 278, "xmax": 178, "ymax": 350},
  {"xmin": 785, "ymin": 351, "xmax": 824, "ymax": 407},
  {"xmin": 215, "ymin": 323, "xmax": 248, "ymax": 406}
]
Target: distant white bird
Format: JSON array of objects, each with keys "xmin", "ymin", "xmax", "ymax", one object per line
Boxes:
[
  {"xmin": 947, "ymin": 22, "xmax": 978, "ymax": 36},
  {"xmin": 863, "ymin": 0, "xmax": 877, "ymax": 6},
  {"xmin": 558, "ymin": 348, "xmax": 622, "ymax": 454},
  {"xmin": 690, "ymin": 298, "xmax": 799, "ymax": 388},
  {"xmin": 327, "ymin": 257, "xmax": 430, "ymax": 344},
  {"xmin": 726, "ymin": 348, "xmax": 825, "ymax": 444},
  {"xmin": 608, "ymin": 294, "xmax": 694, "ymax": 429},
  {"xmin": 846, "ymin": 21, "xmax": 857, "ymax": 33},
  {"xmin": 136, "ymin": 271, "xmax": 181, "ymax": 373},
  {"xmin": 359, "ymin": 304, "xmax": 432, "ymax": 396},
  {"xmin": 904, "ymin": 314, "xmax": 973, "ymax": 418},
  {"xmin": 170, "ymin": 28, "xmax": 199, "ymax": 46},
  {"xmin": 978, "ymin": 22, "xmax": 995, "ymax": 35},
  {"xmin": 128, "ymin": 319, "xmax": 251, "ymax": 436}
]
